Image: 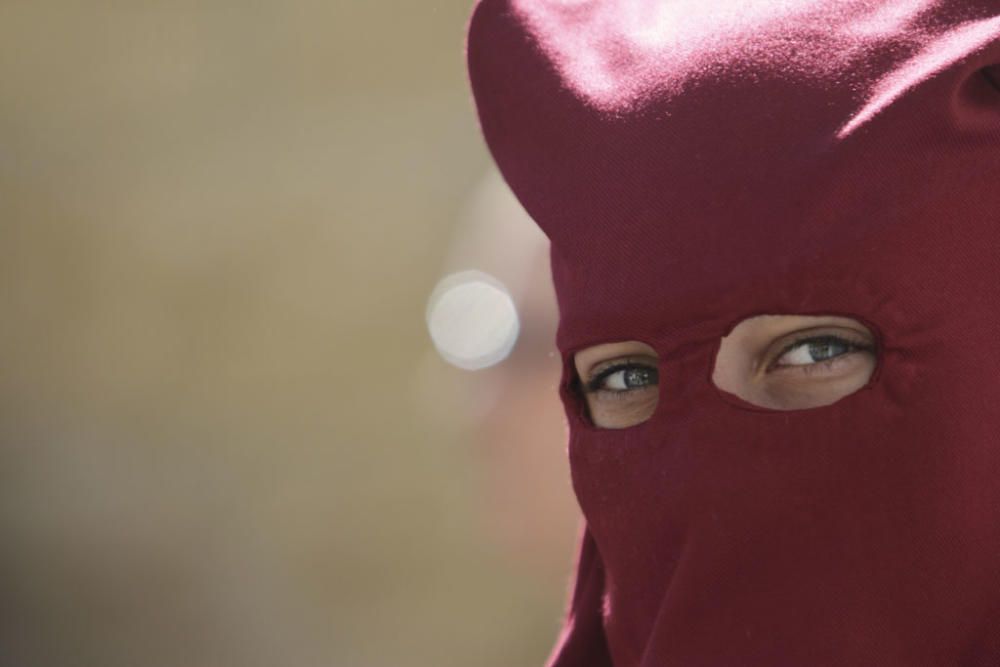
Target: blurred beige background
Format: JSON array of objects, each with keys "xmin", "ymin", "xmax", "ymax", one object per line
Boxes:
[{"xmin": 0, "ymin": 2, "xmax": 580, "ymax": 666}]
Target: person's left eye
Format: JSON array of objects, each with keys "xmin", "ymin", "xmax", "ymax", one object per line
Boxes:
[
  {"xmin": 770, "ymin": 335, "xmax": 869, "ymax": 370},
  {"xmin": 586, "ymin": 362, "xmax": 659, "ymax": 395}
]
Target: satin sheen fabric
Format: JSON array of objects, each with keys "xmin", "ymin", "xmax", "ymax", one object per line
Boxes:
[{"xmin": 465, "ymin": 1, "xmax": 1000, "ymax": 664}]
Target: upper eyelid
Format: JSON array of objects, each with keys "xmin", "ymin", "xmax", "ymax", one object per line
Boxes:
[{"xmin": 775, "ymin": 325, "xmax": 870, "ymax": 346}]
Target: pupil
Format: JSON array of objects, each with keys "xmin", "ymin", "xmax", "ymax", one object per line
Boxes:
[{"xmin": 624, "ymin": 367, "xmax": 657, "ymax": 387}]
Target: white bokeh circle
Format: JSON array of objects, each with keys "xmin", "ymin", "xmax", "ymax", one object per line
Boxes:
[{"xmin": 426, "ymin": 270, "xmax": 520, "ymax": 370}]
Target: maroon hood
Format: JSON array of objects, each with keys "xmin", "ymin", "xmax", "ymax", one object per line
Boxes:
[{"xmin": 465, "ymin": 1, "xmax": 1000, "ymax": 664}]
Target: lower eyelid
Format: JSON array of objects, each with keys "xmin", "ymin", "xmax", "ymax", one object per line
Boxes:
[{"xmin": 593, "ymin": 384, "xmax": 659, "ymax": 401}]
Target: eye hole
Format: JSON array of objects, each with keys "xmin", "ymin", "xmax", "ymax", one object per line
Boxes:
[
  {"xmin": 711, "ymin": 314, "xmax": 878, "ymax": 411},
  {"xmin": 573, "ymin": 341, "xmax": 659, "ymax": 429}
]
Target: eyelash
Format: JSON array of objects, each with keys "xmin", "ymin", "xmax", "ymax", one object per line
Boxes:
[{"xmin": 581, "ymin": 333, "xmax": 875, "ymax": 396}]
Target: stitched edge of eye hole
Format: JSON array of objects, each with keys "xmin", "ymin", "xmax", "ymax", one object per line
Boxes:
[
  {"xmin": 562, "ymin": 341, "xmax": 662, "ymax": 431},
  {"xmin": 708, "ymin": 314, "xmax": 881, "ymax": 413}
]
